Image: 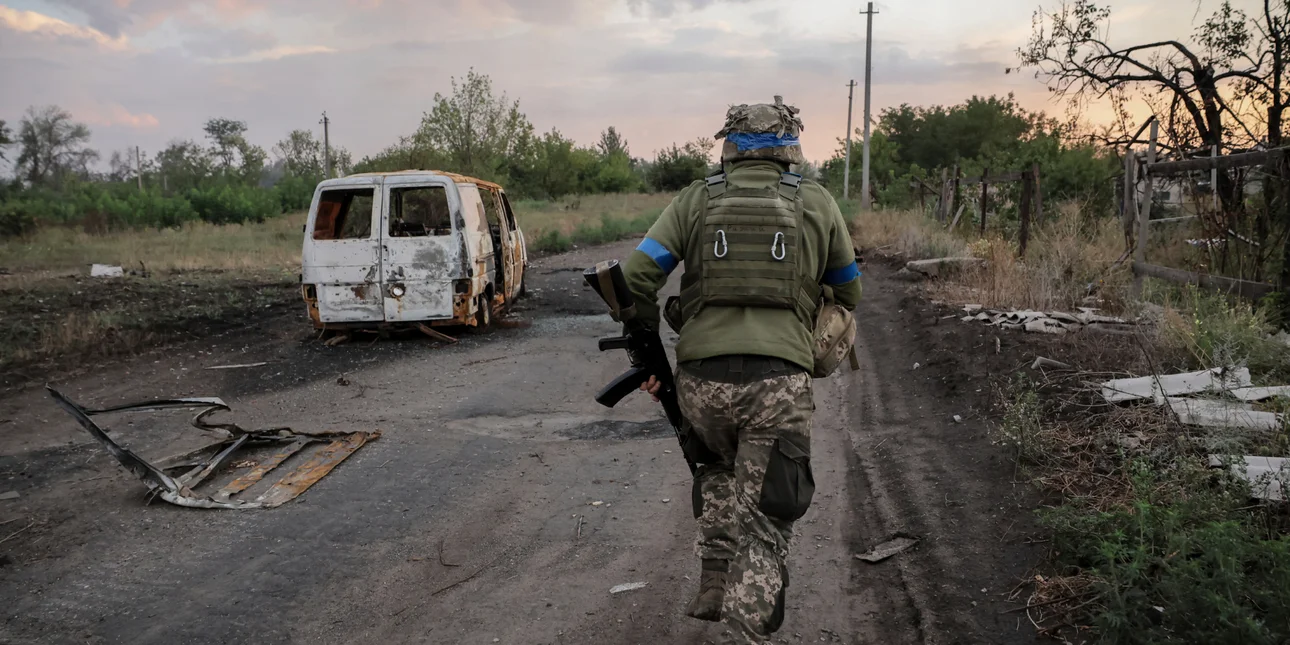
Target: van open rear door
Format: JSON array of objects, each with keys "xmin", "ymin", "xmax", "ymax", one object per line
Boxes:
[
  {"xmin": 303, "ymin": 179, "xmax": 385, "ymax": 324},
  {"xmin": 379, "ymin": 176, "xmax": 461, "ymax": 322}
]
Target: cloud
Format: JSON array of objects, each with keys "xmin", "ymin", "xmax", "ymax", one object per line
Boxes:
[
  {"xmin": 609, "ymin": 48, "xmax": 750, "ymax": 75},
  {"xmin": 79, "ymin": 104, "xmax": 161, "ymax": 130},
  {"xmin": 626, "ymin": 0, "xmax": 753, "ymax": 17},
  {"xmin": 204, "ymin": 44, "xmax": 337, "ymax": 64},
  {"xmin": 0, "ymin": 6, "xmax": 130, "ymax": 49},
  {"xmin": 183, "ymin": 27, "xmax": 276, "ymax": 59}
]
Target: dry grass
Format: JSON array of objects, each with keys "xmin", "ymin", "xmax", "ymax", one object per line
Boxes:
[
  {"xmin": 1, "ymin": 213, "xmax": 308, "ymax": 274},
  {"xmin": 514, "ymin": 192, "xmax": 672, "ymax": 240},
  {"xmin": 857, "ymin": 204, "xmax": 1133, "ymax": 313},
  {"xmin": 854, "ymin": 208, "xmax": 970, "ymax": 259},
  {"xmin": 0, "ymin": 193, "xmax": 674, "ymax": 275}
]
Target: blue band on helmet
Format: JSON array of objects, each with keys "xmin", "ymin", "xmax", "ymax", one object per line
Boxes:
[
  {"xmin": 636, "ymin": 238, "xmax": 679, "ymax": 274},
  {"xmin": 726, "ymin": 132, "xmax": 801, "ymax": 152},
  {"xmin": 823, "ymin": 261, "xmax": 861, "ymax": 285}
]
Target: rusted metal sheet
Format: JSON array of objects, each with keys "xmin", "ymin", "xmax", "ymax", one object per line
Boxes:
[
  {"xmin": 255, "ymin": 433, "xmax": 374, "ymax": 507},
  {"xmin": 47, "ymin": 387, "xmax": 378, "ymax": 510}
]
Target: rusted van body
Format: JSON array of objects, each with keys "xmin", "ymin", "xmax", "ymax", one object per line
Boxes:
[{"xmin": 301, "ymin": 171, "xmax": 526, "ymax": 329}]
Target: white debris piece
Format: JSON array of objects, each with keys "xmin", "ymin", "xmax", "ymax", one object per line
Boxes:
[
  {"xmin": 0, "ymin": 491, "xmax": 18, "ymax": 501},
  {"xmin": 904, "ymin": 257, "xmax": 986, "ymax": 278},
  {"xmin": 1230, "ymin": 386, "xmax": 1290, "ymax": 402},
  {"xmin": 1208, "ymin": 455, "xmax": 1290, "ymax": 501},
  {"xmin": 855, "ymin": 536, "xmax": 919, "ymax": 563},
  {"xmin": 609, "ymin": 582, "xmax": 648, "ymax": 595},
  {"xmin": 90, "ymin": 264, "xmax": 124, "ymax": 278},
  {"xmin": 1025, "ymin": 319, "xmax": 1071, "ymax": 335},
  {"xmin": 1168, "ymin": 398, "xmax": 1282, "ymax": 431},
  {"xmin": 1101, "ymin": 368, "xmax": 1252, "ymax": 404},
  {"xmin": 960, "ymin": 306, "xmax": 1133, "ymax": 335}
]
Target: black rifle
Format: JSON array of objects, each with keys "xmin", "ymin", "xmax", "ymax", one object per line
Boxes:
[{"xmin": 583, "ymin": 260, "xmax": 696, "ymax": 474}]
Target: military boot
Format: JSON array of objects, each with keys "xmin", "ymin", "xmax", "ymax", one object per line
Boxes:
[{"xmin": 685, "ymin": 559, "xmax": 728, "ymax": 622}]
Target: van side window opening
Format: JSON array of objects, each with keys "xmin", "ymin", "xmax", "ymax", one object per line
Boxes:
[
  {"xmin": 313, "ymin": 189, "xmax": 375, "ymax": 240},
  {"xmin": 499, "ymin": 193, "xmax": 518, "ymax": 231},
  {"xmin": 481, "ymin": 189, "xmax": 504, "ymax": 234},
  {"xmin": 391, "ymin": 186, "xmax": 452, "ymax": 237}
]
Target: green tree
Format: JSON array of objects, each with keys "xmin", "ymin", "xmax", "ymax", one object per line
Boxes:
[
  {"xmin": 413, "ymin": 69, "xmax": 535, "ymax": 181},
  {"xmin": 201, "ymin": 117, "xmax": 265, "ymax": 183},
  {"xmin": 273, "ymin": 129, "xmax": 352, "ymax": 179},
  {"xmin": 0, "ymin": 119, "xmax": 12, "ymax": 161},
  {"xmin": 203, "ymin": 118, "xmax": 248, "ymax": 171},
  {"xmin": 649, "ymin": 139, "xmax": 713, "ymax": 192},
  {"xmin": 16, "ymin": 105, "xmax": 98, "ymax": 187},
  {"xmin": 597, "ymin": 126, "xmax": 630, "ymax": 158},
  {"xmin": 155, "ymin": 140, "xmax": 214, "ymax": 193}
]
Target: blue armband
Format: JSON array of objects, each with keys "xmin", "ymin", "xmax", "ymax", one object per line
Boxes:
[
  {"xmin": 823, "ymin": 261, "xmax": 861, "ymax": 285},
  {"xmin": 636, "ymin": 238, "xmax": 679, "ymax": 274}
]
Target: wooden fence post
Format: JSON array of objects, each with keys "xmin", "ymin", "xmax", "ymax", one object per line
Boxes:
[
  {"xmin": 944, "ymin": 167, "xmax": 954, "ymax": 223},
  {"xmin": 1018, "ymin": 168, "xmax": 1033, "ymax": 258},
  {"xmin": 979, "ymin": 167, "xmax": 989, "ymax": 235},
  {"xmin": 1031, "ymin": 162, "xmax": 1042, "ymax": 222},
  {"xmin": 1122, "ymin": 150, "xmax": 1136, "ymax": 244},
  {"xmin": 952, "ymin": 164, "xmax": 961, "ymax": 220},
  {"xmin": 1133, "ymin": 121, "xmax": 1159, "ymax": 296}
]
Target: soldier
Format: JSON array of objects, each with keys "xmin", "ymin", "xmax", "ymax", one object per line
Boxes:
[{"xmin": 620, "ymin": 97, "xmax": 862, "ymax": 643}]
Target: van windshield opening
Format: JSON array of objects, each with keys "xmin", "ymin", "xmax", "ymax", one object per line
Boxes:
[
  {"xmin": 313, "ymin": 188, "xmax": 375, "ymax": 240},
  {"xmin": 391, "ymin": 186, "xmax": 452, "ymax": 237}
]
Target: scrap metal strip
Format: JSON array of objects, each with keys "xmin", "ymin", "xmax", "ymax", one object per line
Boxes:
[
  {"xmin": 178, "ymin": 434, "xmax": 251, "ymax": 489},
  {"xmin": 254, "ymin": 432, "xmax": 378, "ymax": 508},
  {"xmin": 45, "ymin": 386, "xmax": 183, "ymax": 497},
  {"xmin": 214, "ymin": 439, "xmax": 313, "ymax": 501}
]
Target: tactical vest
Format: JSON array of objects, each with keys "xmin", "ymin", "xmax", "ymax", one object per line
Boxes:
[{"xmin": 678, "ymin": 171, "xmax": 822, "ymax": 325}]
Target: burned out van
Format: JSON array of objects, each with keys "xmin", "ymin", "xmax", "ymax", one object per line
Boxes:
[{"xmin": 301, "ymin": 171, "xmax": 526, "ymax": 330}]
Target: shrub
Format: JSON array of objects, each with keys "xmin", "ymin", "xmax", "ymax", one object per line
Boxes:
[
  {"xmin": 273, "ymin": 175, "xmax": 319, "ymax": 213},
  {"xmin": 187, "ymin": 184, "xmax": 280, "ymax": 225}
]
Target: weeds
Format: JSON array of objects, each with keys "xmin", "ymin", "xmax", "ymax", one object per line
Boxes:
[
  {"xmin": 998, "ymin": 294, "xmax": 1290, "ymax": 643},
  {"xmin": 1155, "ymin": 284, "xmax": 1290, "ymax": 382},
  {"xmin": 857, "ymin": 204, "xmax": 1132, "ymax": 313}
]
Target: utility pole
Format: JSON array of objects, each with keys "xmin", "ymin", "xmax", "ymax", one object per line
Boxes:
[
  {"xmin": 843, "ymin": 80, "xmax": 857, "ymax": 200},
  {"xmin": 320, "ymin": 112, "xmax": 332, "ymax": 179},
  {"xmin": 860, "ymin": 2, "xmax": 878, "ymax": 211},
  {"xmin": 135, "ymin": 146, "xmax": 143, "ymax": 191}
]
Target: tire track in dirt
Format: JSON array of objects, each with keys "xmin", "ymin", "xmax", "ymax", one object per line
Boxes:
[{"xmin": 835, "ymin": 263, "xmax": 1043, "ymax": 645}]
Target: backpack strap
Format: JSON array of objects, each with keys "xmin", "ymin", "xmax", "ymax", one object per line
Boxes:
[
  {"xmin": 778, "ymin": 172, "xmax": 803, "ymax": 201},
  {"xmin": 705, "ymin": 172, "xmax": 728, "ymax": 199}
]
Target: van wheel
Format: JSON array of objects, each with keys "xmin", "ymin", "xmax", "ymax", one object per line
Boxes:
[{"xmin": 474, "ymin": 293, "xmax": 492, "ymax": 331}]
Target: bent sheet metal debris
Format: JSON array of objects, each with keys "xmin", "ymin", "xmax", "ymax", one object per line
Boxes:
[{"xmin": 46, "ymin": 387, "xmax": 379, "ymax": 509}]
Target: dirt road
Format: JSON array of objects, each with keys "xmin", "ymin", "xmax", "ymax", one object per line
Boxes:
[{"xmin": 0, "ymin": 239, "xmax": 1041, "ymax": 644}]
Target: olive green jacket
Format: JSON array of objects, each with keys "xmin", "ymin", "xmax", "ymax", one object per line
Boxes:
[{"xmin": 624, "ymin": 160, "xmax": 862, "ymax": 370}]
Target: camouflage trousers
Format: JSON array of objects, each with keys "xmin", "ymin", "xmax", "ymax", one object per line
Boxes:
[{"xmin": 676, "ymin": 359, "xmax": 814, "ymax": 645}]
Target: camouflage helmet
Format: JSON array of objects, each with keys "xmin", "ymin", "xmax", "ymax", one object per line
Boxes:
[{"xmin": 715, "ymin": 96, "xmax": 805, "ymax": 165}]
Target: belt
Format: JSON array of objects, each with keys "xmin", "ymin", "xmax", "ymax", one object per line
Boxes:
[{"xmin": 679, "ymin": 354, "xmax": 806, "ymax": 384}]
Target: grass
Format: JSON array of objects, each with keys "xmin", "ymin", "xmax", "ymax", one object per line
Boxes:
[
  {"xmin": 872, "ymin": 198, "xmax": 1290, "ymax": 642},
  {"xmin": 0, "ymin": 192, "xmax": 674, "ymax": 274},
  {"xmin": 0, "ymin": 192, "xmax": 672, "ymax": 380},
  {"xmin": 516, "ymin": 193, "xmax": 672, "ymax": 253},
  {"xmin": 0, "ymin": 214, "xmax": 308, "ymax": 274},
  {"xmin": 984, "ymin": 264, "xmax": 1290, "ymax": 643},
  {"xmin": 855, "ymin": 203, "xmax": 1132, "ymax": 313}
]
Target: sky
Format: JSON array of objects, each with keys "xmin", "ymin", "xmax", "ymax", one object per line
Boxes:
[{"xmin": 0, "ymin": 0, "xmax": 1245, "ymax": 169}]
